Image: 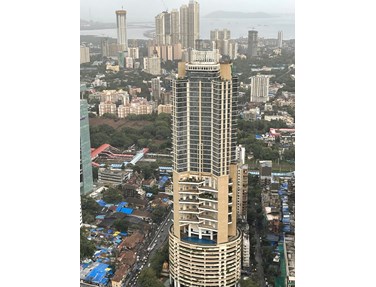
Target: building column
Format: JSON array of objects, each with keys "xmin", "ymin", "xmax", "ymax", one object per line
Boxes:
[
  {"xmin": 199, "ymin": 229, "xmax": 202, "ymax": 239},
  {"xmin": 188, "ymin": 225, "xmax": 191, "ymax": 237},
  {"xmin": 210, "ymin": 231, "xmax": 213, "ymax": 240}
]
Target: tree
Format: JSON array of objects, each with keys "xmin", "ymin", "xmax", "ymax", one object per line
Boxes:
[
  {"xmin": 240, "ymin": 278, "xmax": 258, "ymax": 287},
  {"xmin": 102, "ymin": 187, "xmax": 123, "ymax": 204},
  {"xmin": 80, "ymin": 229, "xmax": 96, "ymax": 260},
  {"xmin": 151, "ymin": 206, "xmax": 166, "ymax": 224},
  {"xmin": 138, "ymin": 268, "xmax": 165, "ymax": 287},
  {"xmin": 113, "ymin": 218, "xmax": 129, "ymax": 233}
]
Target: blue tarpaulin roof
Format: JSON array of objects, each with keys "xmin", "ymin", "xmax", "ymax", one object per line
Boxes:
[
  {"xmin": 118, "ymin": 207, "xmax": 133, "ymax": 214},
  {"xmin": 85, "ymin": 263, "xmax": 110, "ymax": 284},
  {"xmin": 256, "ymin": 134, "xmax": 263, "ymax": 139},
  {"xmin": 96, "ymin": 200, "xmax": 106, "ymax": 207},
  {"xmin": 120, "ymin": 232, "xmax": 128, "ymax": 236}
]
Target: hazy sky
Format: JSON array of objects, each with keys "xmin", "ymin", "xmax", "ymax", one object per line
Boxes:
[{"xmin": 80, "ymin": 0, "xmax": 295, "ymax": 22}]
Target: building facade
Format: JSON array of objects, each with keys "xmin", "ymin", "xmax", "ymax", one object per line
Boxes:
[
  {"xmin": 151, "ymin": 78, "xmax": 161, "ymax": 103},
  {"xmin": 169, "ymin": 50, "xmax": 242, "ymax": 287},
  {"xmin": 247, "ymin": 30, "xmax": 258, "ymax": 58},
  {"xmin": 80, "ymin": 100, "xmax": 93, "ymax": 195},
  {"xmin": 116, "ymin": 10, "xmax": 128, "ymax": 52},
  {"xmin": 250, "ymin": 75, "xmax": 270, "ymax": 103},
  {"xmin": 99, "ymin": 102, "xmax": 117, "ymax": 116},
  {"xmin": 278, "ymin": 31, "xmax": 283, "ymax": 48},
  {"xmin": 80, "ymin": 45, "xmax": 90, "ymax": 64}
]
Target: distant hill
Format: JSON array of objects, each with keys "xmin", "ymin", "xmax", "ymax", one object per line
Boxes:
[{"xmin": 204, "ymin": 11, "xmax": 276, "ymax": 18}]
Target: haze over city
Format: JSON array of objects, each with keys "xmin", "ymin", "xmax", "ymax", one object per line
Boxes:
[{"xmin": 80, "ymin": 0, "xmax": 295, "ymax": 22}]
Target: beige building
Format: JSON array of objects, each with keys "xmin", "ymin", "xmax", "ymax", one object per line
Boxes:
[
  {"xmin": 80, "ymin": 45, "xmax": 90, "ymax": 64},
  {"xmin": 169, "ymin": 50, "xmax": 242, "ymax": 287},
  {"xmin": 144, "ymin": 54, "xmax": 161, "ymax": 75},
  {"xmin": 99, "ymin": 102, "xmax": 117, "ymax": 116},
  {"xmin": 118, "ymin": 97, "xmax": 153, "ymax": 118},
  {"xmin": 128, "ymin": 47, "xmax": 139, "ymax": 59},
  {"xmin": 158, "ymin": 104, "xmax": 172, "ymax": 114}
]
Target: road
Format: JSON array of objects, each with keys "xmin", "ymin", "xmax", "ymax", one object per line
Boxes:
[
  {"xmin": 254, "ymin": 229, "xmax": 266, "ymax": 287},
  {"xmin": 124, "ymin": 208, "xmax": 173, "ymax": 287}
]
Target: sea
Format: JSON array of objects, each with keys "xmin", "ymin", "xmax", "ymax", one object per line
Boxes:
[{"xmin": 80, "ymin": 14, "xmax": 295, "ymax": 40}]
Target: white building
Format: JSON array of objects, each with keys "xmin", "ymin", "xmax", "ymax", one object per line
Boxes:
[
  {"xmin": 144, "ymin": 54, "xmax": 161, "ymax": 75},
  {"xmin": 128, "ymin": 47, "xmax": 139, "ymax": 59},
  {"xmin": 250, "ymin": 75, "xmax": 270, "ymax": 103},
  {"xmin": 116, "ymin": 10, "xmax": 128, "ymax": 52}
]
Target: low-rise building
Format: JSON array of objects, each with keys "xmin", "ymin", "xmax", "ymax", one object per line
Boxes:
[
  {"xmin": 99, "ymin": 102, "xmax": 117, "ymax": 116},
  {"xmin": 158, "ymin": 104, "xmax": 172, "ymax": 114},
  {"xmin": 284, "ymin": 235, "xmax": 295, "ymax": 287},
  {"xmin": 98, "ymin": 168, "xmax": 129, "ymax": 185}
]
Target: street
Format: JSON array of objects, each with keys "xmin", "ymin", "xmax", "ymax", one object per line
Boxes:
[{"xmin": 124, "ymin": 208, "xmax": 173, "ymax": 287}]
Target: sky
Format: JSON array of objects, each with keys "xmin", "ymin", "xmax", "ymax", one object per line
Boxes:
[{"xmin": 80, "ymin": 0, "xmax": 295, "ymax": 22}]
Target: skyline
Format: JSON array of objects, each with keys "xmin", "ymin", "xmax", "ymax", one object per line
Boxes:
[{"xmin": 80, "ymin": 0, "xmax": 295, "ymax": 22}]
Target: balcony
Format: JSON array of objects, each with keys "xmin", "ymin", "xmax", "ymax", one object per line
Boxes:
[
  {"xmin": 179, "ymin": 197, "xmax": 199, "ymax": 204},
  {"xmin": 179, "ymin": 189, "xmax": 200, "ymax": 194},
  {"xmin": 179, "ymin": 177, "xmax": 205, "ymax": 185},
  {"xmin": 199, "ymin": 193, "xmax": 218, "ymax": 202},
  {"xmin": 199, "ymin": 205, "xmax": 218, "ymax": 212},
  {"xmin": 198, "ymin": 185, "xmax": 217, "ymax": 193},
  {"xmin": 180, "ymin": 207, "xmax": 199, "ymax": 214},
  {"xmin": 198, "ymin": 214, "xmax": 218, "ymax": 222},
  {"xmin": 198, "ymin": 223, "xmax": 217, "ymax": 231},
  {"xmin": 180, "ymin": 216, "xmax": 200, "ymax": 224}
]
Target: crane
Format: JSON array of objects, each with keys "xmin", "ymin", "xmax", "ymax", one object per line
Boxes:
[{"xmin": 161, "ymin": 0, "xmax": 168, "ymax": 11}]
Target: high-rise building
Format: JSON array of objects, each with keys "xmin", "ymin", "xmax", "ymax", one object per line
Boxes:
[
  {"xmin": 171, "ymin": 9, "xmax": 180, "ymax": 45},
  {"xmin": 210, "ymin": 29, "xmax": 231, "ymax": 56},
  {"xmin": 188, "ymin": 0, "xmax": 200, "ymax": 49},
  {"xmin": 128, "ymin": 47, "xmax": 139, "ymax": 59},
  {"xmin": 179, "ymin": 5, "xmax": 188, "ymax": 48},
  {"xmin": 101, "ymin": 38, "xmax": 110, "ymax": 57},
  {"xmin": 80, "ymin": 100, "xmax": 93, "ymax": 195},
  {"xmin": 180, "ymin": 1, "xmax": 199, "ymax": 49},
  {"xmin": 151, "ymin": 77, "xmax": 161, "ymax": 103},
  {"xmin": 80, "ymin": 45, "xmax": 90, "ymax": 64},
  {"xmin": 247, "ymin": 30, "xmax": 258, "ymax": 58},
  {"xmin": 169, "ymin": 50, "xmax": 242, "ymax": 287},
  {"xmin": 278, "ymin": 30, "xmax": 283, "ymax": 48},
  {"xmin": 116, "ymin": 10, "xmax": 128, "ymax": 52},
  {"xmin": 250, "ymin": 75, "xmax": 270, "ymax": 103},
  {"xmin": 144, "ymin": 53, "xmax": 161, "ymax": 75}
]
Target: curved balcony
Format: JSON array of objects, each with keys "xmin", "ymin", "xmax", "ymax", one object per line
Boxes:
[{"xmin": 198, "ymin": 223, "xmax": 217, "ymax": 231}]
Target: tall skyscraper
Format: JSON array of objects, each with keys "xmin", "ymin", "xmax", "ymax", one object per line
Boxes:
[
  {"xmin": 210, "ymin": 29, "xmax": 231, "ymax": 55},
  {"xmin": 188, "ymin": 0, "xmax": 200, "ymax": 49},
  {"xmin": 155, "ymin": 9, "xmax": 180, "ymax": 46},
  {"xmin": 171, "ymin": 9, "xmax": 180, "ymax": 45},
  {"xmin": 179, "ymin": 4, "xmax": 188, "ymax": 48},
  {"xmin": 116, "ymin": 10, "xmax": 128, "ymax": 52},
  {"xmin": 169, "ymin": 50, "xmax": 242, "ymax": 287},
  {"xmin": 247, "ymin": 30, "xmax": 258, "ymax": 58},
  {"xmin": 151, "ymin": 77, "xmax": 161, "ymax": 103},
  {"xmin": 80, "ymin": 100, "xmax": 93, "ymax": 195},
  {"xmin": 180, "ymin": 1, "xmax": 199, "ymax": 49},
  {"xmin": 250, "ymin": 75, "xmax": 270, "ymax": 102},
  {"xmin": 278, "ymin": 30, "xmax": 283, "ymax": 48}
]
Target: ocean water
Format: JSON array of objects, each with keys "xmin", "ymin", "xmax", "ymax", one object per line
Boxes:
[{"xmin": 80, "ymin": 14, "xmax": 295, "ymax": 40}]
